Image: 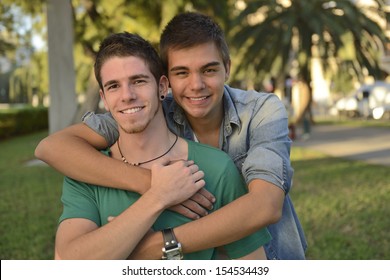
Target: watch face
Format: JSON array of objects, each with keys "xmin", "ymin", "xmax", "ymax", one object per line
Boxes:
[{"xmin": 167, "ymin": 250, "xmax": 182, "ymax": 260}]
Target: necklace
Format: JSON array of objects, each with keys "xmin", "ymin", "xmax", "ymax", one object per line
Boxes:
[{"xmin": 117, "ymin": 134, "xmax": 178, "ymax": 166}]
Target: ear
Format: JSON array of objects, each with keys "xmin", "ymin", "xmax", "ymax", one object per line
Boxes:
[
  {"xmin": 158, "ymin": 75, "xmax": 169, "ymax": 99},
  {"xmin": 99, "ymin": 89, "xmax": 110, "ymax": 111},
  {"xmin": 224, "ymin": 59, "xmax": 231, "ymax": 82}
]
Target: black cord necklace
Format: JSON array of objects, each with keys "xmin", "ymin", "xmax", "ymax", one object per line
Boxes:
[{"xmin": 117, "ymin": 134, "xmax": 178, "ymax": 166}]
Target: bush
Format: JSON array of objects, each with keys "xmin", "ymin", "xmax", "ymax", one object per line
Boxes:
[{"xmin": 0, "ymin": 106, "xmax": 48, "ymax": 139}]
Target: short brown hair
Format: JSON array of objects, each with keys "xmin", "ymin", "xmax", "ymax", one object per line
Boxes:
[
  {"xmin": 159, "ymin": 12, "xmax": 230, "ymax": 73},
  {"xmin": 94, "ymin": 32, "xmax": 163, "ymax": 90}
]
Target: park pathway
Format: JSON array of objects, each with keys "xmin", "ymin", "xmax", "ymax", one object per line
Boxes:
[{"xmin": 293, "ymin": 124, "xmax": 390, "ymax": 167}]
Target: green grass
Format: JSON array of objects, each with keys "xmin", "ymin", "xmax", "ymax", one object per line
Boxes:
[
  {"xmin": 0, "ymin": 129, "xmax": 389, "ymax": 259},
  {"xmin": 290, "ymin": 148, "xmax": 390, "ymax": 259},
  {"xmin": 0, "ymin": 131, "xmax": 63, "ymax": 259}
]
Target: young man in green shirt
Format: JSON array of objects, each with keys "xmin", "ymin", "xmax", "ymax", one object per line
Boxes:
[{"xmin": 54, "ymin": 31, "xmax": 270, "ymax": 259}]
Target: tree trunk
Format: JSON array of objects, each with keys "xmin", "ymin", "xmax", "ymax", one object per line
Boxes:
[
  {"xmin": 72, "ymin": 73, "xmax": 102, "ymax": 123},
  {"xmin": 47, "ymin": 0, "xmax": 77, "ymax": 133}
]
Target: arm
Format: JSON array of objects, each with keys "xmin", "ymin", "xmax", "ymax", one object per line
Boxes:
[
  {"xmin": 55, "ymin": 192, "xmax": 165, "ymax": 259},
  {"xmin": 35, "ymin": 123, "xmax": 214, "ymax": 218},
  {"xmin": 55, "ymin": 161, "xmax": 205, "ymax": 260},
  {"xmin": 35, "ymin": 123, "xmax": 150, "ymax": 193},
  {"xmin": 128, "ymin": 179, "xmax": 283, "ymax": 259},
  {"xmin": 128, "ymin": 94, "xmax": 290, "ymax": 259}
]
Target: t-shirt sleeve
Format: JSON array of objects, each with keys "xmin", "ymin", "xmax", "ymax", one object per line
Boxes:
[
  {"xmin": 59, "ymin": 176, "xmax": 101, "ymax": 226},
  {"xmin": 82, "ymin": 111, "xmax": 119, "ymax": 147}
]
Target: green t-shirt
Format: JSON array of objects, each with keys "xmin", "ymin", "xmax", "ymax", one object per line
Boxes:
[{"xmin": 59, "ymin": 139, "xmax": 271, "ymax": 259}]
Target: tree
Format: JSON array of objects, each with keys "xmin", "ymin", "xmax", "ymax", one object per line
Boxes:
[
  {"xmin": 0, "ymin": 0, "xmax": 47, "ymax": 105},
  {"xmin": 230, "ymin": 0, "xmax": 388, "ymax": 123},
  {"xmin": 46, "ymin": 0, "xmax": 77, "ymax": 133}
]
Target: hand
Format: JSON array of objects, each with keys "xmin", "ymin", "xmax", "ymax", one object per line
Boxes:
[
  {"xmin": 169, "ymin": 188, "xmax": 216, "ymax": 219},
  {"xmin": 149, "ymin": 159, "xmax": 206, "ymax": 208}
]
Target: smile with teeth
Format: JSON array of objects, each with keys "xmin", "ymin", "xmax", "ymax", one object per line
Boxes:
[
  {"xmin": 189, "ymin": 96, "xmax": 207, "ymax": 101},
  {"xmin": 120, "ymin": 107, "xmax": 143, "ymax": 114}
]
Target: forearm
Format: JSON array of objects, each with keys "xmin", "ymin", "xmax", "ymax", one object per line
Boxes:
[
  {"xmin": 35, "ymin": 124, "xmax": 150, "ymax": 193},
  {"xmin": 178, "ymin": 181, "xmax": 283, "ymax": 252},
  {"xmin": 129, "ymin": 180, "xmax": 284, "ymax": 259},
  {"xmin": 56, "ymin": 192, "xmax": 165, "ymax": 259}
]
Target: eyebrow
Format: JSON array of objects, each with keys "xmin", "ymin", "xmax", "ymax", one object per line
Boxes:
[
  {"xmin": 170, "ymin": 61, "xmax": 222, "ymax": 72},
  {"xmin": 103, "ymin": 74, "xmax": 151, "ymax": 88}
]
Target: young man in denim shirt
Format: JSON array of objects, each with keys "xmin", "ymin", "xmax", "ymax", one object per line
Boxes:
[{"xmin": 36, "ymin": 12, "xmax": 306, "ymax": 259}]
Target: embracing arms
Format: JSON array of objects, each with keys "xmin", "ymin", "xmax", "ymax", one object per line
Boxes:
[
  {"xmin": 129, "ymin": 179, "xmax": 282, "ymax": 259},
  {"xmin": 35, "ymin": 123, "xmax": 214, "ymax": 218},
  {"xmin": 55, "ymin": 161, "xmax": 205, "ymax": 259}
]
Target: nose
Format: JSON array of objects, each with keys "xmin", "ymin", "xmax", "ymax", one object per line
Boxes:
[
  {"xmin": 121, "ymin": 85, "xmax": 136, "ymax": 101},
  {"xmin": 189, "ymin": 73, "xmax": 205, "ymax": 91}
]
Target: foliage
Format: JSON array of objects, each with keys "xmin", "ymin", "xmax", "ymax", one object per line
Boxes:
[
  {"xmin": 229, "ymin": 0, "xmax": 388, "ymax": 122},
  {"xmin": 1, "ymin": 0, "xmax": 388, "ymax": 122},
  {"xmin": 0, "ymin": 106, "xmax": 48, "ymax": 139}
]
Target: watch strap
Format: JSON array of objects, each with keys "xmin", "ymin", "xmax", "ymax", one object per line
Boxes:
[{"xmin": 161, "ymin": 228, "xmax": 183, "ymax": 260}]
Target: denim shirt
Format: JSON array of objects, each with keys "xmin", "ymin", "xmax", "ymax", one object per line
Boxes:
[{"xmin": 83, "ymin": 85, "xmax": 307, "ymax": 259}]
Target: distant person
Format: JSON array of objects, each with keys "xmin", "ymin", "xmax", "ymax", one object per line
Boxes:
[{"xmin": 285, "ymin": 75, "xmax": 293, "ymax": 103}]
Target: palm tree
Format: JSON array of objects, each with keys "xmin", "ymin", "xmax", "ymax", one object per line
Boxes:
[{"xmin": 230, "ymin": 0, "xmax": 388, "ymax": 123}]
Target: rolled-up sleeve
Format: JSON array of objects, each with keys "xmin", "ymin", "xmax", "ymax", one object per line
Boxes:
[
  {"xmin": 82, "ymin": 112, "xmax": 119, "ymax": 147},
  {"xmin": 242, "ymin": 95, "xmax": 293, "ymax": 194}
]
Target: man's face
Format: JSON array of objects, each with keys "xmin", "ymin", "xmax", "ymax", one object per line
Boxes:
[
  {"xmin": 99, "ymin": 56, "xmax": 160, "ymax": 134},
  {"xmin": 167, "ymin": 42, "xmax": 230, "ymax": 123}
]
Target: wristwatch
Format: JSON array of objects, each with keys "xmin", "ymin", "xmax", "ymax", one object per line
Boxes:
[{"xmin": 161, "ymin": 228, "xmax": 183, "ymax": 260}]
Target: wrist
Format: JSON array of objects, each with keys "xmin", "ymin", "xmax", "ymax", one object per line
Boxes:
[{"xmin": 161, "ymin": 228, "xmax": 183, "ymax": 260}]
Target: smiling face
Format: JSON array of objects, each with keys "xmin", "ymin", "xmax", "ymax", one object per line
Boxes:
[
  {"xmin": 99, "ymin": 55, "xmax": 166, "ymax": 134},
  {"xmin": 167, "ymin": 42, "xmax": 230, "ymax": 124}
]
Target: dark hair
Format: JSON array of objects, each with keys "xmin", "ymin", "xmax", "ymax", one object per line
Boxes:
[
  {"xmin": 94, "ymin": 32, "xmax": 163, "ymax": 90},
  {"xmin": 159, "ymin": 12, "xmax": 230, "ymax": 73}
]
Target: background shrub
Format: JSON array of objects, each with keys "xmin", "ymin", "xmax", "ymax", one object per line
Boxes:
[{"xmin": 0, "ymin": 106, "xmax": 48, "ymax": 140}]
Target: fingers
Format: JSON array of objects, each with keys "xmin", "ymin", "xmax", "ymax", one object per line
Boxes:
[
  {"xmin": 197, "ymin": 188, "xmax": 216, "ymax": 204},
  {"xmin": 190, "ymin": 189, "xmax": 214, "ymax": 211},
  {"xmin": 169, "ymin": 204, "xmax": 201, "ymax": 220},
  {"xmin": 181, "ymin": 199, "xmax": 209, "ymax": 217}
]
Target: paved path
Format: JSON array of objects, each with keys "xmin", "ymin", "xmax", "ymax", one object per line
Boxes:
[{"xmin": 293, "ymin": 125, "xmax": 390, "ymax": 167}]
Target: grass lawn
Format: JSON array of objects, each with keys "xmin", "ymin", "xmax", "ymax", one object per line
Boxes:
[
  {"xmin": 290, "ymin": 148, "xmax": 389, "ymax": 259},
  {"xmin": 0, "ymin": 131, "xmax": 63, "ymax": 259},
  {"xmin": 0, "ymin": 129, "xmax": 389, "ymax": 259}
]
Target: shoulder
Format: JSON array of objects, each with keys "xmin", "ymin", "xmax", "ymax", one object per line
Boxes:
[
  {"xmin": 224, "ymin": 85, "xmax": 287, "ymax": 120},
  {"xmin": 225, "ymin": 85, "xmax": 281, "ymax": 107}
]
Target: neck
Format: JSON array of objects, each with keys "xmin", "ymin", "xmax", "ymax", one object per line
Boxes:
[
  {"xmin": 115, "ymin": 129, "xmax": 176, "ymax": 166},
  {"xmin": 186, "ymin": 104, "xmax": 224, "ymax": 149},
  {"xmin": 113, "ymin": 109, "xmax": 175, "ymax": 165},
  {"xmin": 117, "ymin": 133, "xmax": 178, "ymax": 166}
]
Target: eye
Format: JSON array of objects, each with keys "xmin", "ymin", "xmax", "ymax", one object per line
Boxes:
[
  {"xmin": 204, "ymin": 68, "xmax": 217, "ymax": 75},
  {"xmin": 173, "ymin": 71, "xmax": 188, "ymax": 77},
  {"xmin": 134, "ymin": 79, "xmax": 146, "ymax": 85},
  {"xmin": 106, "ymin": 83, "xmax": 119, "ymax": 91}
]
